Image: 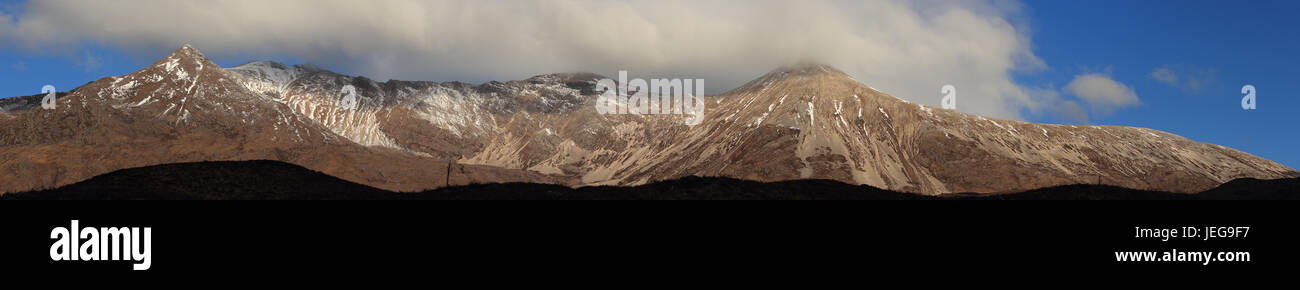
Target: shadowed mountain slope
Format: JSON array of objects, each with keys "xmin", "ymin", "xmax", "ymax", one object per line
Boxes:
[{"xmin": 3, "ymin": 160, "xmax": 1295, "ymax": 200}]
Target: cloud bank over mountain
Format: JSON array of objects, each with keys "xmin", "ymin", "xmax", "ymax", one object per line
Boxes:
[
  {"xmin": 1065, "ymin": 73, "xmax": 1142, "ymax": 116},
  {"xmin": 1, "ymin": 0, "xmax": 1050, "ymax": 119}
]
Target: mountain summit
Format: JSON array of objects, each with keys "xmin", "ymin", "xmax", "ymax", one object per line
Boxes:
[
  {"xmin": 696, "ymin": 65, "xmax": 1298, "ymax": 193},
  {"xmin": 0, "ymin": 45, "xmax": 1294, "ymax": 195}
]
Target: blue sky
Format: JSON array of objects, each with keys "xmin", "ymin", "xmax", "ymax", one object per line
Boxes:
[
  {"xmin": 0, "ymin": 0, "xmax": 1295, "ymax": 168},
  {"xmin": 1018, "ymin": 0, "xmax": 1299, "ymax": 168}
]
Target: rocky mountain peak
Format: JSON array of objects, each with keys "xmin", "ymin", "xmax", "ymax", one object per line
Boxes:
[
  {"xmin": 146, "ymin": 44, "xmax": 221, "ymax": 75},
  {"xmin": 175, "ymin": 44, "xmax": 207, "ymax": 59},
  {"xmin": 179, "ymin": 44, "xmax": 212, "ymax": 61},
  {"xmin": 768, "ymin": 62, "xmax": 847, "ymax": 77},
  {"xmin": 728, "ymin": 61, "xmax": 876, "ymax": 104}
]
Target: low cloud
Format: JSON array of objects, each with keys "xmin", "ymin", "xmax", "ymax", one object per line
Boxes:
[
  {"xmin": 10, "ymin": 61, "xmax": 25, "ymax": 71},
  {"xmin": 1064, "ymin": 73, "xmax": 1141, "ymax": 116},
  {"xmin": 1149, "ymin": 67, "xmax": 1178, "ymax": 86},
  {"xmin": 1148, "ymin": 65, "xmax": 1216, "ymax": 93},
  {"xmin": 1021, "ymin": 85, "xmax": 1088, "ymax": 124},
  {"xmin": 1053, "ymin": 100, "xmax": 1089, "ymax": 124},
  {"xmin": 78, "ymin": 51, "xmax": 101, "ymax": 72},
  {"xmin": 2, "ymin": 0, "xmax": 1048, "ymax": 120}
]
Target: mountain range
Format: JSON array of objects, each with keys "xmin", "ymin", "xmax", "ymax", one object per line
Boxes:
[{"xmin": 1, "ymin": 45, "xmax": 1295, "ymax": 196}]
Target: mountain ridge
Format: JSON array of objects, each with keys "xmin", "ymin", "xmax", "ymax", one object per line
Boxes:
[{"xmin": 0, "ymin": 45, "xmax": 1294, "ymax": 196}]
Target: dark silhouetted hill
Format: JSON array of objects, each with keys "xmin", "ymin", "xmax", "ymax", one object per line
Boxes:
[{"xmin": 2, "ymin": 160, "xmax": 1297, "ymax": 200}]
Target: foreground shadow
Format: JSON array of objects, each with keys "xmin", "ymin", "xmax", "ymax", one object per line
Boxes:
[{"xmin": 3, "ymin": 160, "xmax": 1297, "ymax": 200}]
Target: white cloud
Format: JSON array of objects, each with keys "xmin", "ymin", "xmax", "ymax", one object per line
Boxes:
[
  {"xmin": 1053, "ymin": 100, "xmax": 1089, "ymax": 124},
  {"xmin": 1148, "ymin": 67, "xmax": 1178, "ymax": 86},
  {"xmin": 1064, "ymin": 73, "xmax": 1141, "ymax": 115},
  {"xmin": 10, "ymin": 61, "xmax": 25, "ymax": 71},
  {"xmin": 1148, "ymin": 65, "xmax": 1216, "ymax": 93},
  {"xmin": 0, "ymin": 0, "xmax": 1046, "ymax": 120},
  {"xmin": 1021, "ymin": 85, "xmax": 1087, "ymax": 124},
  {"xmin": 78, "ymin": 50, "xmax": 101, "ymax": 72}
]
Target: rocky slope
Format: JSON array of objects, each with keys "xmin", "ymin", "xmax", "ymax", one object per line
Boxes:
[
  {"xmin": 680, "ymin": 65, "xmax": 1298, "ymax": 193},
  {"xmin": 0, "ymin": 46, "xmax": 565, "ymax": 193},
  {"xmin": 0, "ymin": 45, "xmax": 1294, "ymax": 195},
  {"xmin": 468, "ymin": 63, "xmax": 1295, "ymax": 194}
]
